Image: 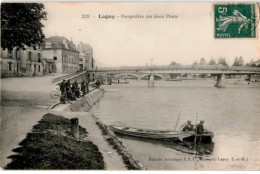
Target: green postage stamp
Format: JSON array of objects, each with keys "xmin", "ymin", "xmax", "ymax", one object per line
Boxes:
[{"xmin": 214, "ymin": 3, "xmax": 257, "ymax": 38}]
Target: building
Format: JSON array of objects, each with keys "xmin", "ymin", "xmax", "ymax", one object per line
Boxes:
[
  {"xmin": 253, "ymin": 60, "xmax": 260, "ymax": 66},
  {"xmin": 79, "ymin": 52, "xmax": 87, "ymax": 71},
  {"xmin": 77, "ymin": 42, "xmax": 95, "ymax": 71},
  {"xmin": 1, "ymin": 45, "xmax": 44, "ymax": 78},
  {"xmin": 42, "ymin": 36, "xmax": 80, "ymax": 73}
]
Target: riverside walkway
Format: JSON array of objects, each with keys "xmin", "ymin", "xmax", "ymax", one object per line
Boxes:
[
  {"xmin": 1, "ymin": 75, "xmax": 60, "ymax": 167},
  {"xmin": 0, "ymin": 75, "xmax": 126, "ymax": 169}
]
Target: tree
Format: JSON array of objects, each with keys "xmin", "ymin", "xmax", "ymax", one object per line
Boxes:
[
  {"xmin": 1, "ymin": 3, "xmax": 47, "ymax": 52},
  {"xmin": 208, "ymin": 58, "xmax": 216, "ymax": 65},
  {"xmin": 238, "ymin": 56, "xmax": 244, "ymax": 66},
  {"xmin": 218, "ymin": 58, "xmax": 228, "ymax": 66},
  {"xmin": 192, "ymin": 61, "xmax": 198, "ymax": 66},
  {"xmin": 233, "ymin": 56, "xmax": 244, "ymax": 66},
  {"xmin": 169, "ymin": 61, "xmax": 179, "ymax": 65},
  {"xmin": 199, "ymin": 58, "xmax": 206, "ymax": 65},
  {"xmin": 233, "ymin": 57, "xmax": 239, "ymax": 66}
]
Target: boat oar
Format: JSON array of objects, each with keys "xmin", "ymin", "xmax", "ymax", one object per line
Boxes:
[
  {"xmin": 194, "ymin": 112, "xmax": 198, "ymax": 153},
  {"xmin": 194, "ymin": 112, "xmax": 199, "ymax": 170},
  {"xmin": 174, "ymin": 111, "xmax": 182, "ymax": 131}
]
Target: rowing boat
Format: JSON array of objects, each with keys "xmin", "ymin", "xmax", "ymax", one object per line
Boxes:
[
  {"xmin": 109, "ymin": 125, "xmax": 213, "ymax": 143},
  {"xmin": 111, "ymin": 81, "xmax": 129, "ymax": 84}
]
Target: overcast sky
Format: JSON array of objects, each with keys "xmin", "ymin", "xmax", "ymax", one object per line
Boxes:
[{"xmin": 42, "ymin": 2, "xmax": 260, "ymax": 67}]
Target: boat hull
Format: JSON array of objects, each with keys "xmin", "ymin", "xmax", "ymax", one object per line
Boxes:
[
  {"xmin": 109, "ymin": 125, "xmax": 213, "ymax": 143},
  {"xmin": 183, "ymin": 134, "xmax": 213, "ymax": 144}
]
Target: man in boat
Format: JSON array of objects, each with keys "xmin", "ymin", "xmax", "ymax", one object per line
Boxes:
[
  {"xmin": 182, "ymin": 120, "xmax": 194, "ymax": 132},
  {"xmin": 196, "ymin": 120, "xmax": 205, "ymax": 134}
]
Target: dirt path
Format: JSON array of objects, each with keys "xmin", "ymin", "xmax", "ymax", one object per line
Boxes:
[{"xmin": 51, "ymin": 111, "xmax": 126, "ymax": 170}]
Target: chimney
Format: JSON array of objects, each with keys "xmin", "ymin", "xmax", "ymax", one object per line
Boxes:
[
  {"xmin": 63, "ymin": 39, "xmax": 69, "ymax": 49},
  {"xmin": 45, "ymin": 41, "xmax": 52, "ymax": 48}
]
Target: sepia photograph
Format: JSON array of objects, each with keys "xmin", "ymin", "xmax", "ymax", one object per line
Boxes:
[{"xmin": 0, "ymin": 1, "xmax": 260, "ymax": 171}]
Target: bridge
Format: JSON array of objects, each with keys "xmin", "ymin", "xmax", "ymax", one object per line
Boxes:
[{"xmin": 89, "ymin": 65, "xmax": 260, "ymax": 87}]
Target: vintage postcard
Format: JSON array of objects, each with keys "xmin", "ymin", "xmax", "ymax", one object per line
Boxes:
[{"xmin": 1, "ymin": 1, "xmax": 260, "ymax": 171}]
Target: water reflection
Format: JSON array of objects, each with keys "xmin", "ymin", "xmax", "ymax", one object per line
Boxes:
[{"xmin": 115, "ymin": 133, "xmax": 215, "ymax": 158}]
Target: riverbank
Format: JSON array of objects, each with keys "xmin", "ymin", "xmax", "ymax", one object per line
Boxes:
[
  {"xmin": 2, "ymin": 85, "xmax": 143, "ymax": 170},
  {"xmin": 49, "ymin": 88, "xmax": 144, "ymax": 170},
  {"xmin": 5, "ymin": 113, "xmax": 105, "ymax": 169},
  {"xmin": 1, "ymin": 75, "xmax": 61, "ymax": 168}
]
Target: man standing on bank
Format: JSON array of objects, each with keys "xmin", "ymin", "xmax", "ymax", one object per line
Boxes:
[
  {"xmin": 60, "ymin": 80, "xmax": 66, "ymax": 95},
  {"xmin": 65, "ymin": 80, "xmax": 71, "ymax": 89},
  {"xmin": 81, "ymin": 80, "xmax": 86, "ymax": 95}
]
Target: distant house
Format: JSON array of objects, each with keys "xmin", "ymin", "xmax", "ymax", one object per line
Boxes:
[
  {"xmin": 78, "ymin": 52, "xmax": 86, "ymax": 71},
  {"xmin": 42, "ymin": 36, "xmax": 80, "ymax": 74},
  {"xmin": 245, "ymin": 59, "xmax": 260, "ymax": 67},
  {"xmin": 253, "ymin": 60, "xmax": 260, "ymax": 66},
  {"xmin": 77, "ymin": 42, "xmax": 95, "ymax": 71},
  {"xmin": 1, "ymin": 45, "xmax": 44, "ymax": 78}
]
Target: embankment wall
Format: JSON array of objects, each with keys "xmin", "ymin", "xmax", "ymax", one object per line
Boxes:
[{"xmin": 50, "ymin": 88, "xmax": 145, "ymax": 170}]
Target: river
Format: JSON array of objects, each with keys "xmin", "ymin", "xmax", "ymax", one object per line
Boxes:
[{"xmin": 91, "ymin": 79, "xmax": 260, "ymax": 170}]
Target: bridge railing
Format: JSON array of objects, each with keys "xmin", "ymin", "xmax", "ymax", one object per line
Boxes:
[
  {"xmin": 51, "ymin": 70, "xmax": 87, "ymax": 84},
  {"xmin": 93, "ymin": 65, "xmax": 260, "ymax": 72}
]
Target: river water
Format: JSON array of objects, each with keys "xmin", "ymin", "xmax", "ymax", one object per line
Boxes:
[{"xmin": 91, "ymin": 79, "xmax": 260, "ymax": 170}]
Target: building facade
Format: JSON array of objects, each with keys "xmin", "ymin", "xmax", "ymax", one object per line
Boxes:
[
  {"xmin": 42, "ymin": 36, "xmax": 80, "ymax": 74},
  {"xmin": 77, "ymin": 42, "xmax": 95, "ymax": 71},
  {"xmin": 1, "ymin": 45, "xmax": 44, "ymax": 78}
]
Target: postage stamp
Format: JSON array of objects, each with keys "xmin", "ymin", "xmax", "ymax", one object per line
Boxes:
[{"xmin": 214, "ymin": 3, "xmax": 256, "ymax": 38}]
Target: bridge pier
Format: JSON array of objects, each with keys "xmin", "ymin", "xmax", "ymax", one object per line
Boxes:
[
  {"xmin": 162, "ymin": 74, "xmax": 171, "ymax": 81},
  {"xmin": 245, "ymin": 74, "xmax": 251, "ymax": 81},
  {"xmin": 215, "ymin": 74, "xmax": 226, "ymax": 88},
  {"xmin": 148, "ymin": 74, "xmax": 154, "ymax": 87}
]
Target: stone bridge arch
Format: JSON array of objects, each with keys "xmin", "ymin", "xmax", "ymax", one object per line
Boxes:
[
  {"xmin": 140, "ymin": 74, "xmax": 164, "ymax": 80},
  {"xmin": 115, "ymin": 73, "xmax": 140, "ymax": 80}
]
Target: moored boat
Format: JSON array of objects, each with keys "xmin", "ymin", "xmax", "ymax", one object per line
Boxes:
[
  {"xmin": 111, "ymin": 81, "xmax": 129, "ymax": 84},
  {"xmin": 109, "ymin": 125, "xmax": 213, "ymax": 143}
]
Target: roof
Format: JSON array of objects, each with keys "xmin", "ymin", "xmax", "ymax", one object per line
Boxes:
[
  {"xmin": 43, "ymin": 36, "xmax": 80, "ymax": 53},
  {"xmin": 79, "ymin": 51, "xmax": 87, "ymax": 57},
  {"xmin": 77, "ymin": 42, "xmax": 93, "ymax": 55},
  {"xmin": 254, "ymin": 59, "xmax": 260, "ymax": 64}
]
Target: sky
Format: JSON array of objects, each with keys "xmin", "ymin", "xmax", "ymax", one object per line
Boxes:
[{"xmin": 42, "ymin": 2, "xmax": 260, "ymax": 67}]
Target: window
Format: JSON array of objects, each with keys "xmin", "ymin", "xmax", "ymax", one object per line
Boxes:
[
  {"xmin": 38, "ymin": 53, "xmax": 41, "ymax": 62},
  {"xmin": 38, "ymin": 65, "xmax": 41, "ymax": 72},
  {"xmin": 16, "ymin": 50, "xmax": 19, "ymax": 59},
  {"xmin": 9, "ymin": 52, "xmax": 13, "ymax": 58},
  {"xmin": 26, "ymin": 64, "xmax": 31, "ymax": 71},
  {"xmin": 53, "ymin": 57, "xmax": 57, "ymax": 60},
  {"xmin": 28, "ymin": 52, "xmax": 32, "ymax": 61},
  {"xmin": 8, "ymin": 62, "xmax": 12, "ymax": 70}
]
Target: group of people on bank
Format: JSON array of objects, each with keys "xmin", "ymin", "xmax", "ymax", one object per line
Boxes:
[
  {"xmin": 181, "ymin": 120, "xmax": 205, "ymax": 134},
  {"xmin": 59, "ymin": 78, "xmax": 102, "ymax": 104},
  {"xmin": 59, "ymin": 79, "xmax": 90, "ymax": 104}
]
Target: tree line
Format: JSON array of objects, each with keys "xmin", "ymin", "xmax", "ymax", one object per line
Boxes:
[{"xmin": 170, "ymin": 57, "xmax": 260, "ymax": 67}]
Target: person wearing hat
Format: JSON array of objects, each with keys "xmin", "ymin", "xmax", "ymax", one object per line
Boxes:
[
  {"xmin": 182, "ymin": 120, "xmax": 194, "ymax": 132},
  {"xmin": 60, "ymin": 80, "xmax": 66, "ymax": 95},
  {"xmin": 196, "ymin": 120, "xmax": 205, "ymax": 134}
]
